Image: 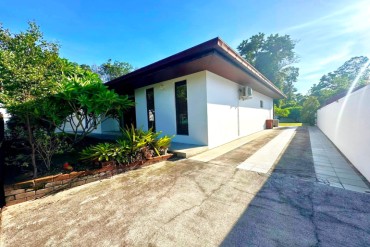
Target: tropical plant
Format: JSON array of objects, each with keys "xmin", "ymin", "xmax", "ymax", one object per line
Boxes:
[
  {"xmin": 41, "ymin": 67, "xmax": 135, "ymax": 144},
  {"xmin": 120, "ymin": 125, "xmax": 154, "ymax": 154},
  {"xmin": 80, "ymin": 143, "xmax": 123, "ymax": 162},
  {"xmin": 80, "ymin": 126, "xmax": 173, "ymax": 165},
  {"xmin": 154, "ymin": 135, "xmax": 173, "ymax": 155}
]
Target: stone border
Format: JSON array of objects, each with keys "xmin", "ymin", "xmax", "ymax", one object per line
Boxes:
[{"xmin": 3, "ymin": 154, "xmax": 173, "ymax": 207}]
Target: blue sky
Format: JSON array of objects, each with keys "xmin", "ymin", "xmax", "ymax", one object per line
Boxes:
[{"xmin": 1, "ymin": 0, "xmax": 369, "ymax": 94}]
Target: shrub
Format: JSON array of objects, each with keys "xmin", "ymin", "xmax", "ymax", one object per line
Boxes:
[
  {"xmin": 34, "ymin": 129, "xmax": 72, "ymax": 170},
  {"xmin": 80, "ymin": 143, "xmax": 129, "ymax": 164},
  {"xmin": 301, "ymin": 96, "xmax": 320, "ymax": 125},
  {"xmin": 154, "ymin": 135, "xmax": 173, "ymax": 155},
  {"xmin": 285, "ymin": 106, "xmax": 302, "ymax": 122},
  {"xmin": 80, "ymin": 126, "xmax": 173, "ymax": 165},
  {"xmin": 274, "ymin": 105, "xmax": 289, "ymax": 118}
]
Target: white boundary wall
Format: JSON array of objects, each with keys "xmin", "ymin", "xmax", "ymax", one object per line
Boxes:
[{"xmin": 317, "ymin": 85, "xmax": 370, "ymax": 182}]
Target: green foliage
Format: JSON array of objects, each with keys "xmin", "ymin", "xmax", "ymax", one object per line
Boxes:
[
  {"xmin": 0, "ymin": 22, "xmax": 63, "ymax": 177},
  {"xmin": 274, "ymin": 105, "xmax": 290, "ymax": 118},
  {"xmin": 301, "ymin": 96, "xmax": 320, "ymax": 125},
  {"xmin": 309, "ymin": 56, "xmax": 370, "ymax": 105},
  {"xmin": 237, "ymin": 33, "xmax": 299, "ymax": 95},
  {"xmin": 154, "ymin": 135, "xmax": 173, "ymax": 155},
  {"xmin": 0, "ymin": 22, "xmax": 134, "ymax": 177},
  {"xmin": 285, "ymin": 106, "xmax": 302, "ymax": 122},
  {"xmin": 80, "ymin": 126, "xmax": 173, "ymax": 165},
  {"xmin": 120, "ymin": 125, "xmax": 158, "ymax": 155},
  {"xmin": 80, "ymin": 143, "xmax": 129, "ymax": 164},
  {"xmin": 98, "ymin": 59, "xmax": 133, "ymax": 82},
  {"xmin": 38, "ymin": 60, "xmax": 135, "ymax": 144}
]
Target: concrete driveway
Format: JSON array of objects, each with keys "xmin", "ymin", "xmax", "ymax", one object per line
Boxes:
[{"xmin": 1, "ymin": 127, "xmax": 370, "ymax": 246}]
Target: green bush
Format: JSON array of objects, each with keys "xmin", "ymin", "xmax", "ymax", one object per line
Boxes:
[
  {"xmin": 154, "ymin": 135, "xmax": 172, "ymax": 155},
  {"xmin": 79, "ymin": 143, "xmax": 127, "ymax": 163},
  {"xmin": 80, "ymin": 126, "xmax": 173, "ymax": 165},
  {"xmin": 285, "ymin": 106, "xmax": 302, "ymax": 122}
]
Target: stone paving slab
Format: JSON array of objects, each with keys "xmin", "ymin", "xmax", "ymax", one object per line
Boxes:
[
  {"xmin": 237, "ymin": 128, "xmax": 296, "ymax": 173},
  {"xmin": 190, "ymin": 130, "xmax": 272, "ymax": 162},
  {"xmin": 309, "ymin": 127, "xmax": 370, "ymax": 193}
]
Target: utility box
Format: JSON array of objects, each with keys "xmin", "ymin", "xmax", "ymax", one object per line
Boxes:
[
  {"xmin": 273, "ymin": 119, "xmax": 279, "ymax": 127},
  {"xmin": 266, "ymin": 119, "xmax": 273, "ymax": 129}
]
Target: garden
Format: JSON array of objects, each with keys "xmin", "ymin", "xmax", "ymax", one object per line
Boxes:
[{"xmin": 0, "ymin": 23, "xmax": 173, "ymax": 206}]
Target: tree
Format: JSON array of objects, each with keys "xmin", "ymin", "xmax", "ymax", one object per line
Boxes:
[
  {"xmin": 301, "ymin": 96, "xmax": 320, "ymax": 125},
  {"xmin": 274, "ymin": 105, "xmax": 289, "ymax": 119},
  {"xmin": 98, "ymin": 59, "xmax": 133, "ymax": 82},
  {"xmin": 309, "ymin": 56, "xmax": 369, "ymax": 105},
  {"xmin": 285, "ymin": 106, "xmax": 302, "ymax": 122},
  {"xmin": 0, "ymin": 23, "xmax": 135, "ymax": 177},
  {"xmin": 41, "ymin": 66, "xmax": 134, "ymax": 144},
  {"xmin": 281, "ymin": 66, "xmax": 299, "ymax": 102},
  {"xmin": 237, "ymin": 33, "xmax": 299, "ymax": 91},
  {"xmin": 0, "ymin": 22, "xmax": 62, "ymax": 177}
]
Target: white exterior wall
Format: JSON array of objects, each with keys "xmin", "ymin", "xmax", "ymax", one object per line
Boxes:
[
  {"xmin": 135, "ymin": 71, "xmax": 208, "ymax": 145},
  {"xmin": 101, "ymin": 118, "xmax": 120, "ymax": 132},
  {"xmin": 61, "ymin": 116, "xmax": 120, "ymax": 134},
  {"xmin": 206, "ymin": 71, "xmax": 273, "ymax": 148},
  {"xmin": 317, "ymin": 85, "xmax": 370, "ymax": 182},
  {"xmin": 61, "ymin": 115, "xmax": 102, "ymax": 134}
]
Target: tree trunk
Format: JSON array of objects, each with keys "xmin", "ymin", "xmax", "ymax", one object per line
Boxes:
[{"xmin": 26, "ymin": 115, "xmax": 38, "ymax": 178}]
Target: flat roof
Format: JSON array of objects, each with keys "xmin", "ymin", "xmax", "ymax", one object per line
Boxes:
[{"xmin": 106, "ymin": 37, "xmax": 286, "ymax": 99}]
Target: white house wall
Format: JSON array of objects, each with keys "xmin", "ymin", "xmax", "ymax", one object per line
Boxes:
[
  {"xmin": 135, "ymin": 71, "xmax": 208, "ymax": 145},
  {"xmin": 100, "ymin": 118, "xmax": 120, "ymax": 132},
  {"xmin": 61, "ymin": 115, "xmax": 120, "ymax": 134},
  {"xmin": 317, "ymin": 85, "xmax": 370, "ymax": 182},
  {"xmin": 61, "ymin": 114, "xmax": 102, "ymax": 134},
  {"xmin": 206, "ymin": 71, "xmax": 273, "ymax": 148}
]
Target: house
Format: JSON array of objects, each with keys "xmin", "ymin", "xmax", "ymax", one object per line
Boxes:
[{"xmin": 105, "ymin": 37, "xmax": 285, "ymax": 148}]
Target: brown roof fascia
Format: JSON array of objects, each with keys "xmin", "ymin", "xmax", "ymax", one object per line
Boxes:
[
  {"xmin": 106, "ymin": 37, "xmax": 286, "ymax": 98},
  {"xmin": 105, "ymin": 38, "xmax": 219, "ymax": 87},
  {"xmin": 215, "ymin": 37, "xmax": 286, "ymax": 98}
]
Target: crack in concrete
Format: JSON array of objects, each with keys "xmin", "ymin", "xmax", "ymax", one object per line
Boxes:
[{"xmin": 148, "ymin": 168, "xmax": 238, "ymax": 243}]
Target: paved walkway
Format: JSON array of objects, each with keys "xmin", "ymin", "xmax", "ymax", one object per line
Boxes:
[
  {"xmin": 189, "ymin": 130, "xmax": 273, "ymax": 162},
  {"xmin": 1, "ymin": 127, "xmax": 370, "ymax": 246},
  {"xmin": 192, "ymin": 126, "xmax": 369, "ymax": 193},
  {"xmin": 309, "ymin": 127, "xmax": 370, "ymax": 193},
  {"xmin": 237, "ymin": 127, "xmax": 296, "ymax": 173}
]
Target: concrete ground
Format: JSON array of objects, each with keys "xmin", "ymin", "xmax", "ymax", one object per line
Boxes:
[{"xmin": 1, "ymin": 127, "xmax": 370, "ymax": 246}]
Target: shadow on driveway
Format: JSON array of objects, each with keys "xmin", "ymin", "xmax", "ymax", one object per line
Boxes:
[{"xmin": 221, "ymin": 127, "xmax": 370, "ymax": 246}]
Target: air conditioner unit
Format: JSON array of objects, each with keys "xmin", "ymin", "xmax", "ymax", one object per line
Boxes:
[{"xmin": 239, "ymin": 86, "xmax": 253, "ymax": 100}]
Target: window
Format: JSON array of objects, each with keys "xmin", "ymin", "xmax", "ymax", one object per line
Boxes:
[
  {"xmin": 260, "ymin": 100, "xmax": 264, "ymax": 108},
  {"xmin": 175, "ymin": 81, "xmax": 188, "ymax": 135},
  {"xmin": 146, "ymin": 88, "xmax": 155, "ymax": 132}
]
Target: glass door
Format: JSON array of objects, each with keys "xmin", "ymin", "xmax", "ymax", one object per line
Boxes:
[{"xmin": 146, "ymin": 88, "xmax": 155, "ymax": 132}]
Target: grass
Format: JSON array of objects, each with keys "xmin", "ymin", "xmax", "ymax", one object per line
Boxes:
[{"xmin": 278, "ymin": 122, "xmax": 306, "ymax": 127}]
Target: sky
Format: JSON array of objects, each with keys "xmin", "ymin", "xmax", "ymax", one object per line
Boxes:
[{"xmin": 1, "ymin": 0, "xmax": 369, "ymax": 94}]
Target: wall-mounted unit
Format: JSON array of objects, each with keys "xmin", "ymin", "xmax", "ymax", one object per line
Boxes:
[{"xmin": 239, "ymin": 86, "xmax": 253, "ymax": 100}]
